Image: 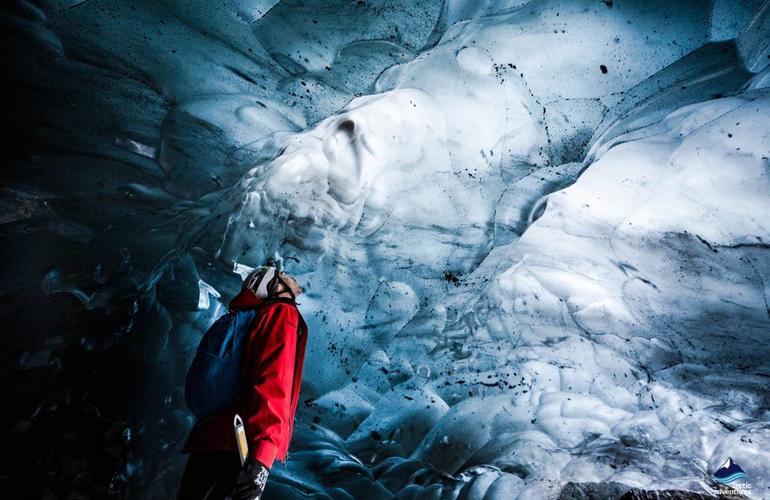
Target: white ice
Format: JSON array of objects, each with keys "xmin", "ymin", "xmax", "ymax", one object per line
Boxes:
[{"xmin": 201, "ymin": 2, "xmax": 770, "ymax": 497}]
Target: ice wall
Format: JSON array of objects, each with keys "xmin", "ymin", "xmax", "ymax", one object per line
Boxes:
[{"xmin": 2, "ymin": 1, "xmax": 769, "ymax": 499}]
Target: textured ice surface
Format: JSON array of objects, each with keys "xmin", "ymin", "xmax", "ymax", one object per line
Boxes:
[{"xmin": 2, "ymin": 0, "xmax": 770, "ymax": 499}]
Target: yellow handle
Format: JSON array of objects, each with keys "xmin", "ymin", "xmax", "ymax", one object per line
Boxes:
[{"xmin": 234, "ymin": 414, "xmax": 249, "ymax": 466}]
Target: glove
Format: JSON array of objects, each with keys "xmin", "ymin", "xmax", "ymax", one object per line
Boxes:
[{"xmin": 234, "ymin": 457, "xmax": 270, "ymax": 500}]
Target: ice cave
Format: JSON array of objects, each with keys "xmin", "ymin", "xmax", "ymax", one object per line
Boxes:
[{"xmin": 2, "ymin": 0, "xmax": 770, "ymax": 498}]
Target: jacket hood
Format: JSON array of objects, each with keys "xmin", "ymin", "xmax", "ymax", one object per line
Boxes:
[{"xmin": 229, "ymin": 289, "xmax": 264, "ymax": 310}]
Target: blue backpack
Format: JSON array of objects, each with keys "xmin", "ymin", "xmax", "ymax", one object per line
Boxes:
[{"xmin": 185, "ymin": 306, "xmax": 264, "ymax": 418}]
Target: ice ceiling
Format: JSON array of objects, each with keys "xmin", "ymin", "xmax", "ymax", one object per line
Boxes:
[{"xmin": 2, "ymin": 0, "xmax": 770, "ymax": 498}]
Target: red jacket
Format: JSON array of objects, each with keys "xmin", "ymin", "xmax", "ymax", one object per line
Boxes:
[{"xmin": 183, "ymin": 290, "xmax": 308, "ymax": 468}]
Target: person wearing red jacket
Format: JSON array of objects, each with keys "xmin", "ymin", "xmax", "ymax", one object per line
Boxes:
[{"xmin": 178, "ymin": 267, "xmax": 307, "ymax": 500}]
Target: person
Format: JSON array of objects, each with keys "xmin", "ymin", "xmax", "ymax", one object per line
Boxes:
[{"xmin": 178, "ymin": 266, "xmax": 307, "ymax": 500}]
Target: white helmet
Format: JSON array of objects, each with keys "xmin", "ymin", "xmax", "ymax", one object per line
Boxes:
[{"xmin": 243, "ymin": 265, "xmax": 293, "ymax": 299}]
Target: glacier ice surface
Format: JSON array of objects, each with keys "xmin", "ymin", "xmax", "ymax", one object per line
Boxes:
[{"xmin": 2, "ymin": 0, "xmax": 770, "ymax": 499}]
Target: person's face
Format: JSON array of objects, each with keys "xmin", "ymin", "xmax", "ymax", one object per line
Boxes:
[{"xmin": 278, "ymin": 272, "xmax": 303, "ymax": 297}]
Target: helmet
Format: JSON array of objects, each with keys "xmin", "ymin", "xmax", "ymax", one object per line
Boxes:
[{"xmin": 243, "ymin": 265, "xmax": 294, "ymax": 299}]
